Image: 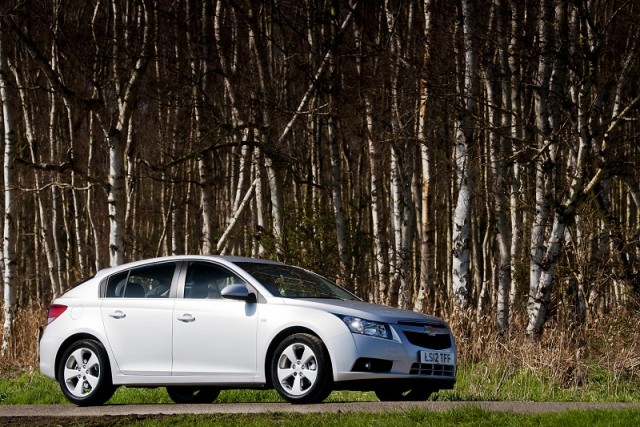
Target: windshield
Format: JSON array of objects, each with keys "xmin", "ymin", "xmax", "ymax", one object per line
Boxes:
[{"xmin": 235, "ymin": 262, "xmax": 359, "ymax": 301}]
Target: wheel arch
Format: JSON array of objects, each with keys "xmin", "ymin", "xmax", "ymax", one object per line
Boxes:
[
  {"xmin": 264, "ymin": 326, "xmax": 334, "ymax": 386},
  {"xmin": 54, "ymin": 333, "xmax": 107, "ymax": 381}
]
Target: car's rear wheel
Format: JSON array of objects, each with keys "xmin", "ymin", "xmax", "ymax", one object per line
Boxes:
[
  {"xmin": 166, "ymin": 386, "xmax": 220, "ymax": 404},
  {"xmin": 57, "ymin": 339, "xmax": 116, "ymax": 406},
  {"xmin": 374, "ymin": 385, "xmax": 432, "ymax": 401},
  {"xmin": 271, "ymin": 333, "xmax": 333, "ymax": 403}
]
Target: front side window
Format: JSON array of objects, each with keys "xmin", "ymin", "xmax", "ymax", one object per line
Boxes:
[
  {"xmin": 105, "ymin": 263, "xmax": 176, "ymax": 298},
  {"xmin": 184, "ymin": 262, "xmax": 245, "ymax": 299}
]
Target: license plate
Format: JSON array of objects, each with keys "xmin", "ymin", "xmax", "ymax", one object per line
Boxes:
[{"xmin": 419, "ymin": 350, "xmax": 455, "ymax": 366}]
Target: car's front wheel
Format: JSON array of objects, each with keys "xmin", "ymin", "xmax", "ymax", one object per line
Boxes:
[
  {"xmin": 166, "ymin": 386, "xmax": 220, "ymax": 404},
  {"xmin": 57, "ymin": 339, "xmax": 116, "ymax": 406},
  {"xmin": 374, "ymin": 385, "xmax": 432, "ymax": 401},
  {"xmin": 271, "ymin": 333, "xmax": 333, "ymax": 403}
]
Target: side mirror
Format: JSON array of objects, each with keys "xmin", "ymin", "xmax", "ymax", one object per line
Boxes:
[{"xmin": 221, "ymin": 284, "xmax": 257, "ymax": 303}]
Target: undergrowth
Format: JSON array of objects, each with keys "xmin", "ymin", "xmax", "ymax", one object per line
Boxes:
[{"xmin": 1, "ymin": 303, "xmax": 639, "ymax": 403}]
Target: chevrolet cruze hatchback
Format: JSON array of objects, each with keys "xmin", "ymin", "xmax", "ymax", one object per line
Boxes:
[{"xmin": 39, "ymin": 256, "xmax": 457, "ymax": 405}]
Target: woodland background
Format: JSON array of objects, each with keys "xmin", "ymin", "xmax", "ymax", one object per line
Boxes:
[{"xmin": 0, "ymin": 0, "xmax": 639, "ymax": 370}]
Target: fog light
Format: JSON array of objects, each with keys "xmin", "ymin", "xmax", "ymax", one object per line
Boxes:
[{"xmin": 352, "ymin": 358, "xmax": 393, "ymax": 373}]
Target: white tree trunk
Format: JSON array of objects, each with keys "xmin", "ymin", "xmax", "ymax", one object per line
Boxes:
[
  {"xmin": 63, "ymin": 97, "xmax": 87, "ymax": 275},
  {"xmin": 492, "ymin": 2, "xmax": 512, "ymax": 335},
  {"xmin": 107, "ymin": 135, "xmax": 126, "ymax": 266},
  {"xmin": 0, "ymin": 36, "xmax": 17, "ymax": 356},
  {"xmin": 417, "ymin": 140, "xmax": 433, "ymax": 313},
  {"xmin": 415, "ymin": 0, "xmax": 436, "ymax": 313},
  {"xmin": 527, "ymin": 214, "xmax": 567, "ymax": 335},
  {"xmin": 398, "ymin": 155, "xmax": 416, "ymax": 310},
  {"xmin": 384, "ymin": 0, "xmax": 415, "ymax": 309},
  {"xmin": 87, "ymin": 114, "xmax": 104, "ymax": 271},
  {"xmin": 327, "ymin": 4, "xmax": 349, "ymax": 281},
  {"xmin": 508, "ymin": 2, "xmax": 525, "ymax": 312},
  {"xmin": 328, "ymin": 115, "xmax": 349, "ymax": 279},
  {"xmin": 451, "ymin": 132, "xmax": 472, "ymax": 310},
  {"xmin": 452, "ymin": 0, "xmax": 478, "ymax": 311},
  {"xmin": 389, "ymin": 146, "xmax": 401, "ymax": 305},
  {"xmin": 528, "ymin": 0, "xmax": 554, "ymax": 323},
  {"xmin": 218, "ymin": 178, "xmax": 259, "ymax": 255},
  {"xmin": 100, "ymin": 0, "xmax": 152, "ymax": 267},
  {"xmin": 487, "ymin": 92, "xmax": 510, "ymax": 333},
  {"xmin": 364, "ymin": 95, "xmax": 388, "ymax": 303},
  {"xmin": 124, "ymin": 121, "xmax": 141, "ymax": 260},
  {"xmin": 198, "ymin": 152, "xmax": 215, "ymax": 254},
  {"xmin": 48, "ymin": 40, "xmax": 65, "ymax": 292},
  {"xmin": 252, "ymin": 148, "xmax": 267, "ymax": 257},
  {"xmin": 625, "ymin": 180, "xmax": 640, "ymax": 210}
]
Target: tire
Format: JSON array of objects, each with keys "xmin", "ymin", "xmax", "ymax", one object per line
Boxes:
[
  {"xmin": 375, "ymin": 385, "xmax": 432, "ymax": 402},
  {"xmin": 57, "ymin": 339, "xmax": 116, "ymax": 406},
  {"xmin": 271, "ymin": 333, "xmax": 333, "ymax": 404},
  {"xmin": 166, "ymin": 386, "xmax": 220, "ymax": 404}
]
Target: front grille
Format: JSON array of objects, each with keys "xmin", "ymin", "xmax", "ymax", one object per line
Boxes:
[
  {"xmin": 403, "ymin": 331, "xmax": 452, "ymax": 350},
  {"xmin": 398, "ymin": 320, "xmax": 445, "ymax": 328},
  {"xmin": 410, "ymin": 363, "xmax": 456, "ymax": 377}
]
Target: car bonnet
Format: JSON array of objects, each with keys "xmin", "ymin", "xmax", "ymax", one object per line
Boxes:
[{"xmin": 282, "ymin": 298, "xmax": 445, "ymax": 325}]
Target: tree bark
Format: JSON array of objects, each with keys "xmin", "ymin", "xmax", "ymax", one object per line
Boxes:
[
  {"xmin": 328, "ymin": 1, "xmax": 349, "ymax": 282},
  {"xmin": 364, "ymin": 94, "xmax": 389, "ymax": 303},
  {"xmin": 416, "ymin": 0, "xmax": 436, "ymax": 313},
  {"xmin": 452, "ymin": 0, "xmax": 479, "ymax": 312},
  {"xmin": 527, "ymin": 0, "xmax": 554, "ymax": 329},
  {"xmin": 489, "ymin": 0, "xmax": 513, "ymax": 335},
  {"xmin": 0, "ymin": 31, "xmax": 17, "ymax": 356}
]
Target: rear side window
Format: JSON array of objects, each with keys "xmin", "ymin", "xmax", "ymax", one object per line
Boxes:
[{"xmin": 105, "ymin": 263, "xmax": 176, "ymax": 298}]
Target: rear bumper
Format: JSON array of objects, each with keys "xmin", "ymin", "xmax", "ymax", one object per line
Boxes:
[{"xmin": 39, "ymin": 333, "xmax": 60, "ymax": 380}]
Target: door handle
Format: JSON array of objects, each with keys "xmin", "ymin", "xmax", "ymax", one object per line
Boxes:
[
  {"xmin": 109, "ymin": 310, "xmax": 126, "ymax": 319},
  {"xmin": 177, "ymin": 314, "xmax": 196, "ymax": 323}
]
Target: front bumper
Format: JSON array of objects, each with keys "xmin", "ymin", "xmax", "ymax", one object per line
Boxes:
[{"xmin": 331, "ymin": 325, "xmax": 457, "ymax": 390}]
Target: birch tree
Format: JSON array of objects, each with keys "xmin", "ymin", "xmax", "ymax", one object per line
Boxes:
[
  {"xmin": 357, "ymin": 10, "xmax": 389, "ymax": 303},
  {"xmin": 486, "ymin": 0, "xmax": 513, "ymax": 334},
  {"xmin": 508, "ymin": 0, "xmax": 526, "ymax": 313},
  {"xmin": 327, "ymin": 0, "xmax": 350, "ymax": 282},
  {"xmin": 190, "ymin": 0, "xmax": 216, "ymax": 254},
  {"xmin": 0, "ymin": 26, "xmax": 17, "ymax": 356},
  {"xmin": 452, "ymin": 0, "xmax": 479, "ymax": 312},
  {"xmin": 98, "ymin": 0, "xmax": 152, "ymax": 266},
  {"xmin": 527, "ymin": 1, "xmax": 640, "ymax": 335},
  {"xmin": 415, "ymin": 0, "xmax": 436, "ymax": 313}
]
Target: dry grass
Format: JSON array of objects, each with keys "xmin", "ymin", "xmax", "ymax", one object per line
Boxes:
[
  {"xmin": 450, "ymin": 308, "xmax": 640, "ymax": 391},
  {"xmin": 0, "ymin": 302, "xmax": 47, "ymax": 372},
  {"xmin": 1, "ymin": 302, "xmax": 639, "ymax": 392}
]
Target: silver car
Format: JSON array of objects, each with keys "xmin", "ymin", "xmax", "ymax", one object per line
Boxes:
[{"xmin": 39, "ymin": 256, "xmax": 457, "ymax": 405}]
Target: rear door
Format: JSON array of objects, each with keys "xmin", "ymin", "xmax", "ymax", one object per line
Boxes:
[{"xmin": 100, "ymin": 262, "xmax": 177, "ymax": 376}]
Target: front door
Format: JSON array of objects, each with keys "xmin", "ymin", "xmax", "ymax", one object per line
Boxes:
[{"xmin": 171, "ymin": 261, "xmax": 258, "ymax": 379}]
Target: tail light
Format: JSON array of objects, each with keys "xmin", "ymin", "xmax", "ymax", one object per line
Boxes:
[{"xmin": 47, "ymin": 304, "xmax": 68, "ymax": 324}]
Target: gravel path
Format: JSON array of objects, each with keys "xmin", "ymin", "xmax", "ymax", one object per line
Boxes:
[{"xmin": 2, "ymin": 401, "xmax": 640, "ymax": 418}]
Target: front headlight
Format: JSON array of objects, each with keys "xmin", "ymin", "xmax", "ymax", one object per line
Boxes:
[{"xmin": 341, "ymin": 316, "xmax": 392, "ymax": 339}]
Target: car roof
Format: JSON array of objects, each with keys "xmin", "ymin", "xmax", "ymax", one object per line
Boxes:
[{"xmin": 94, "ymin": 255, "xmax": 283, "ymax": 280}]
